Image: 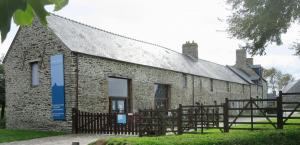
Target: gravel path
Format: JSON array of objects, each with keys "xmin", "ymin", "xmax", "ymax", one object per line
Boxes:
[{"xmin": 0, "ymin": 134, "xmax": 117, "ymax": 145}]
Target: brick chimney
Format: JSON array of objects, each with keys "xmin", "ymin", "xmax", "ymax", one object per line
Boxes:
[
  {"xmin": 182, "ymin": 41, "xmax": 198, "ymax": 59},
  {"xmin": 235, "ymin": 49, "xmax": 247, "ymax": 68},
  {"xmin": 235, "ymin": 49, "xmax": 260, "ymax": 77},
  {"xmin": 246, "ymin": 58, "xmax": 253, "ymax": 66}
]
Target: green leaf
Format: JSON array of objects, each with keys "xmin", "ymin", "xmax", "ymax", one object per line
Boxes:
[
  {"xmin": 13, "ymin": 4, "xmax": 34, "ymax": 25},
  {"xmin": 226, "ymin": 0, "xmax": 300, "ymax": 56},
  {"xmin": 27, "ymin": 0, "xmax": 52, "ymax": 25},
  {"xmin": 0, "ymin": 0, "xmax": 27, "ymax": 42},
  {"xmin": 51, "ymin": 0, "xmax": 69, "ymax": 11},
  {"xmin": 0, "ymin": 0, "xmax": 68, "ymax": 42}
]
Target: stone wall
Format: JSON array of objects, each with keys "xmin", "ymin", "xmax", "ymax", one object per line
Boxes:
[
  {"xmin": 76, "ymin": 53, "xmax": 265, "ymax": 113},
  {"xmin": 4, "ymin": 19, "xmax": 265, "ymax": 132},
  {"xmin": 4, "ymin": 19, "xmax": 76, "ymax": 132}
]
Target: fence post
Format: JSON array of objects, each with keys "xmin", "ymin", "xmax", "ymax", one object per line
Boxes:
[
  {"xmin": 223, "ymin": 98, "xmax": 229, "ymax": 133},
  {"xmin": 177, "ymin": 104, "xmax": 183, "ymax": 135},
  {"xmin": 138, "ymin": 109, "xmax": 143, "ymax": 137},
  {"xmin": 214, "ymin": 101, "xmax": 219, "ymax": 128},
  {"xmin": 200, "ymin": 103, "xmax": 204, "ymax": 133},
  {"xmin": 213, "ymin": 101, "xmax": 216, "ymax": 127},
  {"xmin": 194, "ymin": 103, "xmax": 199, "ymax": 131},
  {"xmin": 114, "ymin": 113, "xmax": 117, "ymax": 135},
  {"xmin": 250, "ymin": 97, "xmax": 253, "ymax": 131},
  {"xmin": 277, "ymin": 91, "xmax": 283, "ymax": 129},
  {"xmin": 72, "ymin": 108, "xmax": 78, "ymax": 134}
]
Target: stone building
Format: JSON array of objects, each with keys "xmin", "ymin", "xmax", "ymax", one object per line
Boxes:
[{"xmin": 4, "ymin": 15, "xmax": 267, "ymax": 132}]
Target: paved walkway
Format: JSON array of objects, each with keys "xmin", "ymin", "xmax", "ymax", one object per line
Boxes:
[{"xmin": 0, "ymin": 134, "xmax": 117, "ymax": 145}]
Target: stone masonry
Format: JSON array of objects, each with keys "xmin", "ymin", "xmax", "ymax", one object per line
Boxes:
[{"xmin": 4, "ymin": 16, "xmax": 267, "ymax": 132}]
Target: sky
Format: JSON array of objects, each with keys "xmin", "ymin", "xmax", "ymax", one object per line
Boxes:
[{"xmin": 0, "ymin": 0, "xmax": 300, "ymax": 79}]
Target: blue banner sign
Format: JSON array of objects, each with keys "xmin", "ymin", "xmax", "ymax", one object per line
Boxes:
[
  {"xmin": 51, "ymin": 54, "xmax": 65, "ymax": 120},
  {"xmin": 117, "ymin": 114, "xmax": 127, "ymax": 124}
]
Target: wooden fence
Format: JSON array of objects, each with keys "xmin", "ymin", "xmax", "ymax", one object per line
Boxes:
[
  {"xmin": 180, "ymin": 102, "xmax": 224, "ymax": 133},
  {"xmin": 72, "ymin": 109, "xmax": 140, "ymax": 135},
  {"xmin": 225, "ymin": 91, "xmax": 300, "ymax": 131},
  {"xmin": 72, "ymin": 91, "xmax": 300, "ymax": 136},
  {"xmin": 138, "ymin": 108, "xmax": 179, "ymax": 136}
]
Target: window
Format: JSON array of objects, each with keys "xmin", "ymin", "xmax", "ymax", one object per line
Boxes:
[
  {"xmin": 108, "ymin": 77, "xmax": 130, "ymax": 113},
  {"xmin": 226, "ymin": 81, "xmax": 230, "ymax": 92},
  {"xmin": 111, "ymin": 98, "xmax": 125, "ymax": 113},
  {"xmin": 31, "ymin": 62, "xmax": 39, "ymax": 86},
  {"xmin": 210, "ymin": 79, "xmax": 213, "ymax": 92},
  {"xmin": 154, "ymin": 84, "xmax": 169, "ymax": 109}
]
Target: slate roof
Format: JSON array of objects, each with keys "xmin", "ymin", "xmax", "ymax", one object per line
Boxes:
[
  {"xmin": 46, "ymin": 14, "xmax": 249, "ymax": 84},
  {"xmin": 282, "ymin": 80, "xmax": 300, "ymax": 93},
  {"xmin": 227, "ymin": 66, "xmax": 254, "ymax": 84}
]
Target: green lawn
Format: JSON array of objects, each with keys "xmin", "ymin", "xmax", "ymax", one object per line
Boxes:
[
  {"xmin": 104, "ymin": 119, "xmax": 300, "ymax": 145},
  {"xmin": 0, "ymin": 129, "xmax": 64, "ymax": 143}
]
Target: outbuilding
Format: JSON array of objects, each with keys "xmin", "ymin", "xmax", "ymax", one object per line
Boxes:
[{"xmin": 4, "ymin": 14, "xmax": 267, "ymax": 132}]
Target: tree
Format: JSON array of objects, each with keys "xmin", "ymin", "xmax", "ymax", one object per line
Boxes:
[
  {"xmin": 0, "ymin": 0, "xmax": 68, "ymax": 42},
  {"xmin": 226, "ymin": 0, "xmax": 300, "ymax": 56},
  {"xmin": 263, "ymin": 67, "xmax": 295, "ymax": 92},
  {"xmin": 278, "ymin": 73, "xmax": 295, "ymax": 90},
  {"xmin": 263, "ymin": 67, "xmax": 277, "ymax": 91}
]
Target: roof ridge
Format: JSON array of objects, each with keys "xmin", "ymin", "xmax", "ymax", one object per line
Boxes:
[{"xmin": 49, "ymin": 13, "xmax": 228, "ymax": 67}]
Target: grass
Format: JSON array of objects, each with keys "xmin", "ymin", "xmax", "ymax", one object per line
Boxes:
[
  {"xmin": 103, "ymin": 119, "xmax": 300, "ymax": 145},
  {"xmin": 0, "ymin": 129, "xmax": 65, "ymax": 143}
]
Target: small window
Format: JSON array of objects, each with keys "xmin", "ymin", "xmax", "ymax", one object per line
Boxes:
[
  {"xmin": 226, "ymin": 82, "xmax": 230, "ymax": 92},
  {"xmin": 210, "ymin": 79, "xmax": 213, "ymax": 92},
  {"xmin": 154, "ymin": 84, "xmax": 169, "ymax": 109},
  {"xmin": 31, "ymin": 62, "xmax": 39, "ymax": 86}
]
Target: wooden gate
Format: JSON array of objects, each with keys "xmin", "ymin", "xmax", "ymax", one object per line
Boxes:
[
  {"xmin": 137, "ymin": 103, "xmax": 224, "ymax": 136},
  {"xmin": 226, "ymin": 97, "xmax": 278, "ymax": 130},
  {"xmin": 72, "ymin": 109, "xmax": 140, "ymax": 135},
  {"xmin": 281, "ymin": 91, "xmax": 300, "ymax": 127},
  {"xmin": 138, "ymin": 108, "xmax": 179, "ymax": 136},
  {"xmin": 180, "ymin": 102, "xmax": 224, "ymax": 133}
]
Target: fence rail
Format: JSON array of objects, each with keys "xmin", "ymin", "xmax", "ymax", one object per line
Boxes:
[
  {"xmin": 72, "ymin": 109, "xmax": 140, "ymax": 135},
  {"xmin": 72, "ymin": 91, "xmax": 300, "ymax": 136}
]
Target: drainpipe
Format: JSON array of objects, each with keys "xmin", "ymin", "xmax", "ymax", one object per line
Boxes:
[
  {"xmin": 75, "ymin": 53, "xmax": 79, "ymax": 109},
  {"xmin": 192, "ymin": 75, "xmax": 195, "ymax": 105},
  {"xmin": 249, "ymin": 84, "xmax": 252, "ymax": 98}
]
